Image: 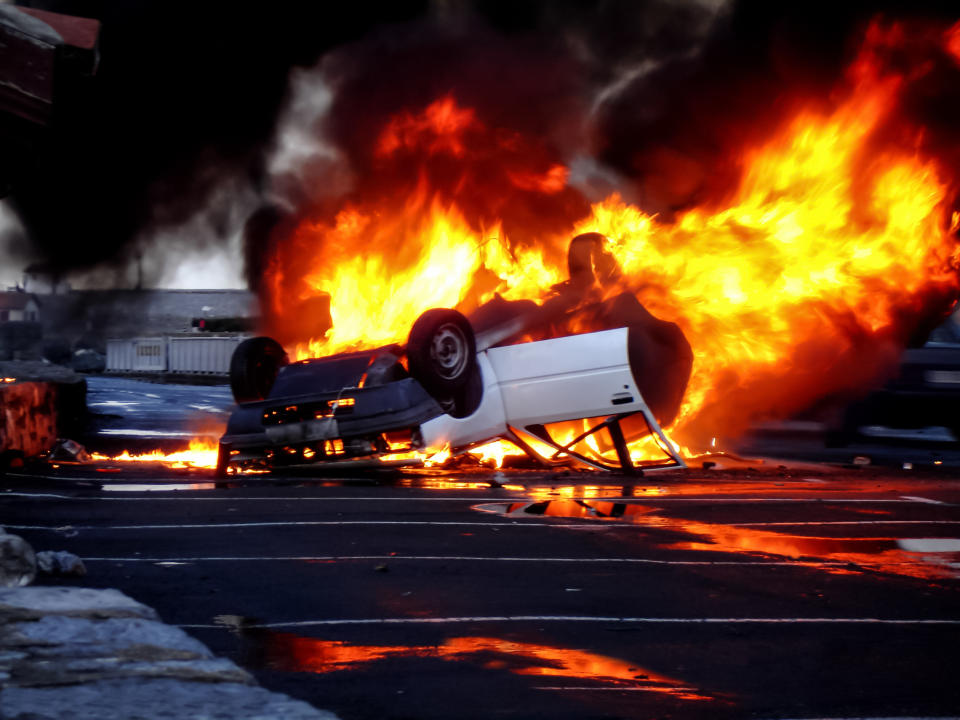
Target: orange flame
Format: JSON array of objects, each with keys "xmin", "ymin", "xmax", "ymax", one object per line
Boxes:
[
  {"xmin": 944, "ymin": 20, "xmax": 960, "ymax": 66},
  {"xmin": 377, "ymin": 96, "xmax": 479, "ymax": 158},
  {"xmin": 91, "ymin": 438, "xmax": 219, "ymax": 469},
  {"xmin": 264, "ymin": 20, "xmax": 960, "ymax": 460}
]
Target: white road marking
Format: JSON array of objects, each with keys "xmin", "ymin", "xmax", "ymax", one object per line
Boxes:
[
  {"xmin": 1, "ymin": 493, "xmax": 532, "ymax": 502},
  {"xmin": 533, "ymin": 687, "xmax": 696, "ymax": 692},
  {"xmin": 177, "ymin": 615, "xmax": 960, "ymax": 630},
  {"xmin": 900, "ymin": 496, "xmax": 947, "ymax": 505},
  {"xmin": 2, "ymin": 520, "xmax": 605, "ymax": 531},
  {"xmin": 98, "ymin": 429, "xmax": 199, "ymax": 437},
  {"xmin": 9, "ymin": 517, "xmax": 960, "ymax": 532},
  {"xmin": 737, "ymin": 521, "xmax": 960, "ymax": 526},
  {"xmin": 79, "ymin": 554, "xmax": 850, "ymax": 566},
  {"xmin": 2, "ymin": 492, "xmax": 77, "ymax": 499},
  {"xmin": 100, "ymin": 484, "xmax": 217, "ymax": 492},
  {"xmin": 897, "ymin": 538, "xmax": 960, "ymax": 552},
  {"xmin": 1, "ymin": 490, "xmax": 940, "ymax": 504},
  {"xmin": 187, "ymin": 404, "xmax": 227, "ymax": 413}
]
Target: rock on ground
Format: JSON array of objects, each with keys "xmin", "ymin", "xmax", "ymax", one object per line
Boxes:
[
  {"xmin": 1, "ymin": 677, "xmax": 338, "ymax": 720},
  {"xmin": 0, "ymin": 586, "xmax": 340, "ymax": 719},
  {"xmin": 0, "ymin": 587, "xmax": 154, "ymax": 620},
  {"xmin": 0, "ymin": 532, "xmax": 36, "ymax": 588},
  {"xmin": 35, "ymin": 550, "xmax": 87, "ymax": 577}
]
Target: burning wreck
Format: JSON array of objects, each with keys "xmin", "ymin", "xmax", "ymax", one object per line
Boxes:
[
  {"xmin": 218, "ymin": 232, "xmax": 693, "ymax": 474},
  {"xmin": 4, "ymin": 4, "xmax": 959, "ymax": 474},
  {"xmin": 218, "ymin": 13, "xmax": 960, "ymax": 474}
]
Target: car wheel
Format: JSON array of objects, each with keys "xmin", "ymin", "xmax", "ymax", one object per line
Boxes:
[
  {"xmin": 407, "ymin": 309, "xmax": 478, "ymax": 400},
  {"xmin": 229, "ymin": 336, "xmax": 288, "ymax": 404}
]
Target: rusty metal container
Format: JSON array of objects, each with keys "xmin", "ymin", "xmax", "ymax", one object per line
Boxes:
[{"xmin": 0, "ymin": 381, "xmax": 57, "ymax": 465}]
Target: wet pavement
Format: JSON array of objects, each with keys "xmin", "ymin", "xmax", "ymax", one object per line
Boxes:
[
  {"xmin": 80, "ymin": 376, "xmax": 232, "ymax": 454},
  {"xmin": 3, "ymin": 463, "xmax": 960, "ymax": 720},
  {"xmin": 2, "ymin": 376, "xmax": 960, "ymax": 719}
]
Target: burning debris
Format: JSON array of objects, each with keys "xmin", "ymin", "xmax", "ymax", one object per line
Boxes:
[{"xmin": 88, "ymin": 440, "xmax": 220, "ymax": 470}]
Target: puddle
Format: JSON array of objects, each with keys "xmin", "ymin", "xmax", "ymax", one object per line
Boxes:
[
  {"xmin": 484, "ymin": 498, "xmax": 657, "ymax": 520},
  {"xmin": 228, "ymin": 624, "xmax": 714, "ymax": 700},
  {"xmin": 520, "ymin": 480, "xmax": 881, "ymax": 502},
  {"xmin": 396, "ymin": 478, "xmax": 526, "ymax": 492},
  {"xmin": 475, "ymin": 500, "xmax": 960, "ymax": 580}
]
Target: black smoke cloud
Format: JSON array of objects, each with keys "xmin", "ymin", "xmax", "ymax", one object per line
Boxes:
[
  {"xmin": 7, "ymin": 0, "xmax": 430, "ymax": 277},
  {"xmin": 7, "ymin": 0, "xmax": 960, "ymax": 285},
  {"xmin": 248, "ymin": 0, "xmax": 730, "ymax": 291}
]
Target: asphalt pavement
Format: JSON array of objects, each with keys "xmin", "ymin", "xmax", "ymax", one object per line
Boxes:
[{"xmin": 2, "ymin": 376, "xmax": 959, "ymax": 719}]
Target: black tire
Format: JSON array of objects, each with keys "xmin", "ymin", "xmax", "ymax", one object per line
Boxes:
[
  {"xmin": 407, "ymin": 309, "xmax": 477, "ymax": 399},
  {"xmin": 229, "ymin": 336, "xmax": 288, "ymax": 404}
]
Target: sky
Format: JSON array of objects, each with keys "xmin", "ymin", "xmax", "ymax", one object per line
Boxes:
[{"xmin": 0, "ymin": 198, "xmax": 247, "ymax": 290}]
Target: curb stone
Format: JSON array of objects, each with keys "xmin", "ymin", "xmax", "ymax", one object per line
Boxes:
[{"xmin": 0, "ymin": 586, "xmax": 340, "ymax": 720}]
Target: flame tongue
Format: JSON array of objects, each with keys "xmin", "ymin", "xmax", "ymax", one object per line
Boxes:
[
  {"xmin": 574, "ymin": 45, "xmax": 960, "ymax": 442},
  {"xmin": 263, "ymin": 19, "xmax": 960, "ymax": 456},
  {"xmin": 92, "ymin": 439, "xmax": 219, "ymax": 470}
]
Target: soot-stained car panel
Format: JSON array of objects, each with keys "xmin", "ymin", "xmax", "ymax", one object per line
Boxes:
[{"xmin": 219, "ymin": 348, "xmax": 445, "ymax": 471}]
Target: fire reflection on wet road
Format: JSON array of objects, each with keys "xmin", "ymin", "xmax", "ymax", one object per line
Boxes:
[
  {"xmin": 237, "ymin": 628, "xmax": 716, "ymax": 701},
  {"xmin": 4, "ymin": 463, "xmax": 960, "ymax": 720},
  {"xmin": 474, "ymin": 497, "xmax": 960, "ymax": 581}
]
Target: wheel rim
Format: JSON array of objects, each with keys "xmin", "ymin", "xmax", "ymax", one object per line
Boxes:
[{"xmin": 430, "ymin": 323, "xmax": 469, "ymax": 380}]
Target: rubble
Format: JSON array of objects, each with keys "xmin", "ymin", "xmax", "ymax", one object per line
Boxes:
[
  {"xmin": 49, "ymin": 439, "xmax": 90, "ymax": 463},
  {"xmin": 0, "ymin": 530, "xmax": 36, "ymax": 588},
  {"xmin": 35, "ymin": 551, "xmax": 86, "ymax": 577},
  {"xmin": 0, "ymin": 587, "xmax": 155, "ymax": 621}
]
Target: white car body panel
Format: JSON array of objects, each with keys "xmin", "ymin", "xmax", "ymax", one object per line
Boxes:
[
  {"xmin": 420, "ymin": 352, "xmax": 508, "ymax": 452},
  {"xmin": 420, "ymin": 328, "xmax": 681, "ymax": 470},
  {"xmin": 486, "ymin": 327, "xmax": 646, "ymax": 428}
]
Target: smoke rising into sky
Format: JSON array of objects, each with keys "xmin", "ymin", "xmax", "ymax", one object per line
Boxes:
[{"xmin": 3, "ymin": 0, "xmax": 959, "ymax": 289}]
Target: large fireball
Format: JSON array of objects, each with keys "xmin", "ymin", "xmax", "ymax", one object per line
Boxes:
[{"xmin": 260, "ymin": 19, "xmax": 960, "ymax": 457}]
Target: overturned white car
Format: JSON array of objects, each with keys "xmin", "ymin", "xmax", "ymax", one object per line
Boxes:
[{"xmin": 217, "ymin": 234, "xmax": 693, "ymax": 475}]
